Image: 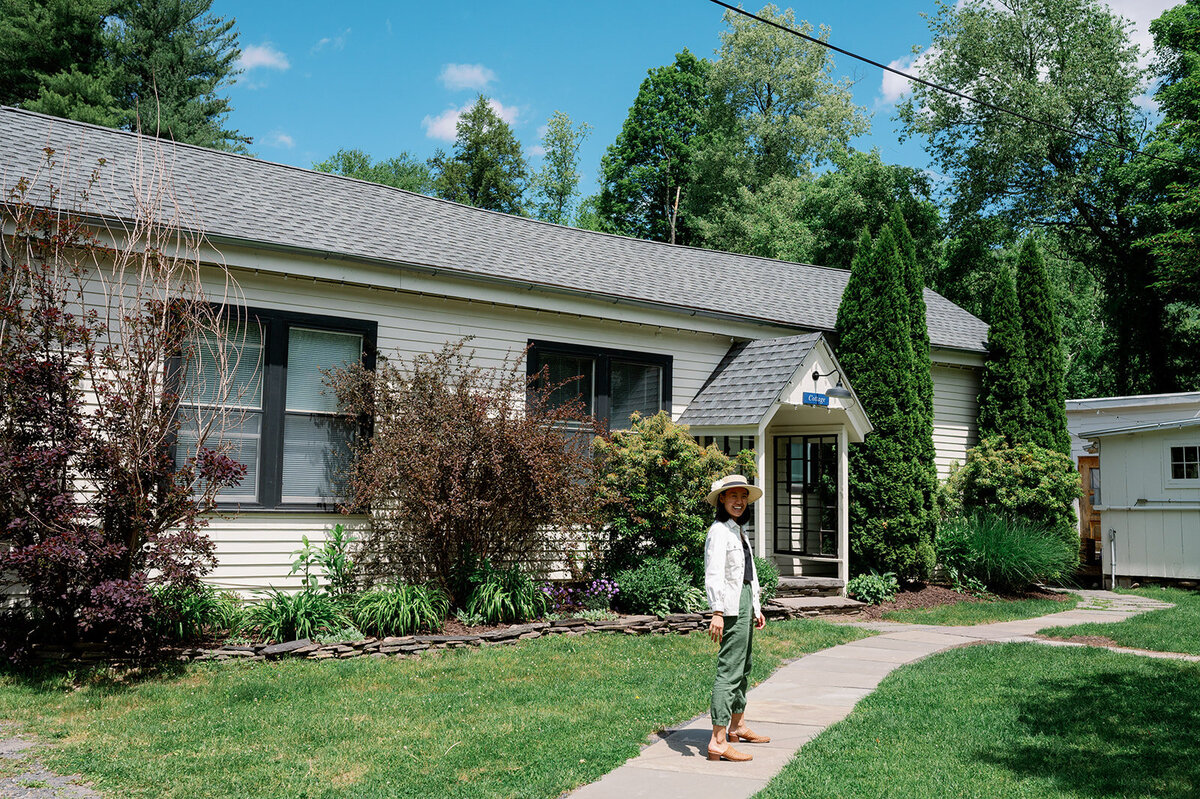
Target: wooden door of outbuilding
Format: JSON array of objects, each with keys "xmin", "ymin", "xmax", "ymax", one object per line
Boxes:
[{"xmin": 1078, "ymin": 456, "xmax": 1102, "ymax": 565}]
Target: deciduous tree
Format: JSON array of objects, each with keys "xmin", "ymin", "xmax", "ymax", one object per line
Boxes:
[
  {"xmin": 313, "ymin": 148, "xmax": 433, "ymax": 194},
  {"xmin": 530, "ymin": 111, "xmax": 591, "ymax": 225}
]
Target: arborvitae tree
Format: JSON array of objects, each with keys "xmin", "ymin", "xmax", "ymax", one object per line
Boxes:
[
  {"xmin": 836, "ymin": 226, "xmax": 932, "ymax": 580},
  {"xmin": 890, "ymin": 207, "xmax": 938, "ymax": 551},
  {"xmin": 1014, "ymin": 237, "xmax": 1071, "ymax": 454},
  {"xmin": 977, "ymin": 262, "xmax": 1032, "ymax": 443},
  {"xmin": 431, "ymin": 95, "xmax": 528, "ymax": 214}
]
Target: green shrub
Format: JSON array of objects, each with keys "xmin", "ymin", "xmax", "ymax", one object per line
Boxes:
[
  {"xmin": 944, "ymin": 436, "xmax": 1082, "ymax": 549},
  {"xmin": 464, "ymin": 561, "xmax": 549, "ymax": 624},
  {"xmin": 152, "ymin": 584, "xmax": 244, "ymax": 641},
  {"xmin": 244, "ymin": 588, "xmax": 349, "ymax": 643},
  {"xmin": 614, "ymin": 556, "xmax": 706, "ymax": 616},
  {"xmin": 754, "ymin": 556, "xmax": 780, "ymax": 602},
  {"xmin": 937, "ymin": 515, "xmax": 1078, "ymax": 593},
  {"xmin": 289, "ymin": 523, "xmax": 358, "ymax": 596},
  {"xmin": 352, "ymin": 583, "xmax": 449, "ymax": 636},
  {"xmin": 846, "ymin": 571, "xmax": 900, "ymax": 605},
  {"xmin": 594, "ymin": 411, "xmax": 755, "ymax": 580}
]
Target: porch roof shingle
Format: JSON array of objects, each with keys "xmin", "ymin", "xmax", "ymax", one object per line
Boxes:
[
  {"xmin": 677, "ymin": 333, "xmax": 822, "ymax": 427},
  {"xmin": 0, "ymin": 107, "xmax": 988, "ymax": 353}
]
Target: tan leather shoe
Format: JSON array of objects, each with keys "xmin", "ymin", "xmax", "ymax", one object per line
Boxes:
[
  {"xmin": 728, "ymin": 727, "xmax": 771, "ymax": 744},
  {"xmin": 707, "ymin": 744, "xmax": 753, "ymax": 762}
]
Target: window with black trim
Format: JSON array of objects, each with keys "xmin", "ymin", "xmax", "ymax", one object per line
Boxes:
[
  {"xmin": 175, "ymin": 307, "xmax": 377, "ymax": 510},
  {"xmin": 527, "ymin": 340, "xmax": 671, "ymax": 430}
]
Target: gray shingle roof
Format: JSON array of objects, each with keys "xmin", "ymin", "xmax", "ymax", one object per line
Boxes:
[
  {"xmin": 0, "ymin": 108, "xmax": 987, "ymax": 352},
  {"xmin": 677, "ymin": 333, "xmax": 822, "ymax": 427}
]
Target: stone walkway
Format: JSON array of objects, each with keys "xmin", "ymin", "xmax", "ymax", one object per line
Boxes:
[{"xmin": 567, "ymin": 590, "xmax": 1181, "ymax": 799}]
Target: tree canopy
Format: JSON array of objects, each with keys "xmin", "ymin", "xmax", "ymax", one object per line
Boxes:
[
  {"xmin": 431, "ymin": 95, "xmax": 528, "ymax": 215},
  {"xmin": 2, "ymin": 0, "xmax": 248, "ymax": 151},
  {"xmin": 530, "ymin": 111, "xmax": 592, "ymax": 226},
  {"xmin": 313, "ymin": 148, "xmax": 434, "ymax": 195}
]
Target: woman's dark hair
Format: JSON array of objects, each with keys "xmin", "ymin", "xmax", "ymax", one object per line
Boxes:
[{"xmin": 714, "ymin": 491, "xmax": 753, "ymax": 525}]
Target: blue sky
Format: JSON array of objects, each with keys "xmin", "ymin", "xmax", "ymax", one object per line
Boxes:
[{"xmin": 213, "ymin": 0, "xmax": 1170, "ymax": 201}]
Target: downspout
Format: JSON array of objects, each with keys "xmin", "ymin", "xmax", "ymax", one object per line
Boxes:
[{"xmin": 1108, "ymin": 528, "xmax": 1118, "ymax": 590}]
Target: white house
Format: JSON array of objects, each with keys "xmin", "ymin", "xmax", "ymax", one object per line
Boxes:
[
  {"xmin": 1068, "ymin": 393, "xmax": 1200, "ymax": 586},
  {"xmin": 0, "ymin": 107, "xmax": 989, "ymax": 594}
]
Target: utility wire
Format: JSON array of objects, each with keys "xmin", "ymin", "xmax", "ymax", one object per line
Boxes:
[{"xmin": 708, "ymin": 0, "xmax": 1183, "ymax": 168}]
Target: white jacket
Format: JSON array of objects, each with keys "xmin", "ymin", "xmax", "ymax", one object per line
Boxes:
[{"xmin": 703, "ymin": 518, "xmax": 761, "ymax": 619}]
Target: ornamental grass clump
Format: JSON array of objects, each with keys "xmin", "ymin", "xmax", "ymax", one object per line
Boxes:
[
  {"xmin": 937, "ymin": 515, "xmax": 1077, "ymax": 594},
  {"xmin": 464, "ymin": 561, "xmax": 550, "ymax": 624},
  {"xmin": 152, "ymin": 584, "xmax": 244, "ymax": 641},
  {"xmin": 244, "ymin": 588, "xmax": 349, "ymax": 643},
  {"xmin": 352, "ymin": 583, "xmax": 449, "ymax": 636}
]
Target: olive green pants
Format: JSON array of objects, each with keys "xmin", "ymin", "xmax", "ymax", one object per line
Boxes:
[{"xmin": 710, "ymin": 583, "xmax": 753, "ymax": 727}]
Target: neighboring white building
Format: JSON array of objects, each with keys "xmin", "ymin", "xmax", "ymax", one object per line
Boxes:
[
  {"xmin": 1068, "ymin": 394, "xmax": 1200, "ymax": 586},
  {"xmin": 1, "ymin": 107, "xmax": 989, "ymax": 594}
]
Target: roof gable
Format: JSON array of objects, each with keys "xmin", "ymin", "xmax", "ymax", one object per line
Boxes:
[{"xmin": 0, "ymin": 107, "xmax": 988, "ymax": 352}]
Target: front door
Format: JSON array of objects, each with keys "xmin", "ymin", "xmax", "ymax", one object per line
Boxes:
[
  {"xmin": 1078, "ymin": 455, "xmax": 1102, "ymax": 566},
  {"xmin": 773, "ymin": 435, "xmax": 838, "ymax": 556}
]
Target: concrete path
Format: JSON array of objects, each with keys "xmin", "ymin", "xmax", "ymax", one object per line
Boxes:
[{"xmin": 567, "ymin": 590, "xmax": 1178, "ymax": 799}]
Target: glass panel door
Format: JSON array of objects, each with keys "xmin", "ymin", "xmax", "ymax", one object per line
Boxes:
[{"xmin": 773, "ymin": 435, "xmax": 838, "ymax": 557}]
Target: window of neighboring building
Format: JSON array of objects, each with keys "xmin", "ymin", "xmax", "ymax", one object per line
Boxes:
[
  {"xmin": 1168, "ymin": 442, "xmax": 1200, "ymax": 486},
  {"xmin": 175, "ymin": 307, "xmax": 376, "ymax": 510},
  {"xmin": 527, "ymin": 340, "xmax": 671, "ymax": 430}
]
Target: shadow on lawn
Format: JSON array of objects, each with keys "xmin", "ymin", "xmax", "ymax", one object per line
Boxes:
[{"xmin": 983, "ymin": 662, "xmax": 1200, "ymax": 797}]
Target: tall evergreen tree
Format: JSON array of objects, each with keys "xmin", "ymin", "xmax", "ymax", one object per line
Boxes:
[
  {"xmin": 977, "ymin": 262, "xmax": 1032, "ymax": 443},
  {"xmin": 1014, "ymin": 237, "xmax": 1071, "ymax": 453},
  {"xmin": 891, "ymin": 207, "xmax": 937, "ymax": 549},
  {"xmin": 431, "ymin": 95, "xmax": 528, "ymax": 215},
  {"xmin": 109, "ymin": 0, "xmax": 248, "ymax": 151},
  {"xmin": 836, "ymin": 227, "xmax": 931, "ymax": 580},
  {"xmin": 0, "ymin": 0, "xmax": 112, "ymax": 106}
]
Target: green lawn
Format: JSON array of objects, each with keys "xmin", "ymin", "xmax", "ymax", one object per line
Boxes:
[
  {"xmin": 756, "ymin": 642, "xmax": 1200, "ymax": 799},
  {"xmin": 882, "ymin": 593, "xmax": 1080, "ymax": 626},
  {"xmin": 1039, "ymin": 586, "xmax": 1200, "ymax": 654},
  {"xmin": 0, "ymin": 620, "xmax": 868, "ymax": 799}
]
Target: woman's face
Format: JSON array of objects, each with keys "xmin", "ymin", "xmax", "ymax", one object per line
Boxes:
[{"xmin": 721, "ymin": 487, "xmax": 750, "ymax": 519}]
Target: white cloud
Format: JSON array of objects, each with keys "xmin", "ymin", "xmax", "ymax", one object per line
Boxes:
[
  {"xmin": 527, "ymin": 145, "xmax": 546, "ymax": 158},
  {"xmin": 878, "ymin": 49, "xmax": 938, "ymax": 106},
  {"xmin": 239, "ymin": 43, "xmax": 290, "ymax": 71},
  {"xmin": 266, "ymin": 131, "xmax": 295, "ymax": 148},
  {"xmin": 312, "ymin": 28, "xmax": 351, "ymax": 53},
  {"xmin": 439, "ymin": 63, "xmax": 497, "ymax": 91},
  {"xmin": 385, "ymin": 18, "xmax": 393, "ymax": 35},
  {"xmin": 422, "ymin": 98, "xmax": 520, "ymax": 141},
  {"xmin": 1104, "ymin": 0, "xmax": 1174, "ymax": 70}
]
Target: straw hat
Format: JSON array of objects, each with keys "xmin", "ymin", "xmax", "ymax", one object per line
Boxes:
[{"xmin": 705, "ymin": 474, "xmax": 764, "ymax": 507}]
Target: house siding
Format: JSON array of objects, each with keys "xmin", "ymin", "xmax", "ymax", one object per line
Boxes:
[
  {"xmin": 1093, "ymin": 429, "xmax": 1200, "ymax": 581},
  {"xmin": 931, "ymin": 363, "xmax": 981, "ymax": 479}
]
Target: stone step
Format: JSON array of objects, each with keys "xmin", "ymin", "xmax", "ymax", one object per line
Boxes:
[
  {"xmin": 765, "ymin": 594, "xmax": 864, "ymax": 619},
  {"xmin": 775, "ymin": 576, "xmax": 844, "ymax": 598}
]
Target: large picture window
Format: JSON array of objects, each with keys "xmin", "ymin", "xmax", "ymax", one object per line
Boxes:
[
  {"xmin": 527, "ymin": 340, "xmax": 671, "ymax": 430},
  {"xmin": 176, "ymin": 307, "xmax": 376, "ymax": 510}
]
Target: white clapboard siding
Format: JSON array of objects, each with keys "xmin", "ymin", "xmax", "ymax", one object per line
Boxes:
[
  {"xmin": 931, "ymin": 364, "xmax": 981, "ymax": 479},
  {"xmin": 1093, "ymin": 428, "xmax": 1200, "ymax": 581}
]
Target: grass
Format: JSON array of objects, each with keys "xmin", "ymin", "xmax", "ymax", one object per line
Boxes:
[
  {"xmin": 1039, "ymin": 586, "xmax": 1200, "ymax": 654},
  {"xmin": 0, "ymin": 620, "xmax": 868, "ymax": 799},
  {"xmin": 881, "ymin": 592, "xmax": 1080, "ymax": 626},
  {"xmin": 756, "ymin": 642, "xmax": 1200, "ymax": 798}
]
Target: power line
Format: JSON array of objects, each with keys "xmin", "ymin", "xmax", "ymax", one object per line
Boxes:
[{"xmin": 707, "ymin": 0, "xmax": 1182, "ymax": 168}]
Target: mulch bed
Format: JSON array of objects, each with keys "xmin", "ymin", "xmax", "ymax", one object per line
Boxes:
[{"xmin": 853, "ymin": 582, "xmax": 1071, "ymax": 621}]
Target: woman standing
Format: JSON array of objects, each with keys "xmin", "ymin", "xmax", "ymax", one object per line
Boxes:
[{"xmin": 704, "ymin": 474, "xmax": 771, "ymax": 762}]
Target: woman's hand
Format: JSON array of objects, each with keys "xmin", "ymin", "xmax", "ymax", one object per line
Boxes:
[
  {"xmin": 755, "ymin": 613, "xmax": 766, "ymax": 630},
  {"xmin": 708, "ymin": 613, "xmax": 724, "ymax": 644}
]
